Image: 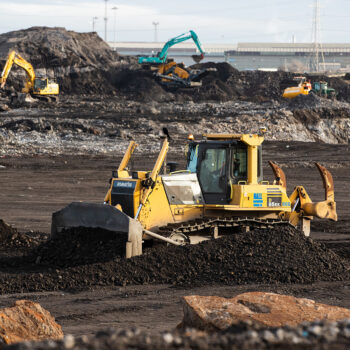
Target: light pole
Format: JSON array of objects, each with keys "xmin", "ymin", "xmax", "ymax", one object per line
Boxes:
[
  {"xmin": 152, "ymin": 21, "xmax": 159, "ymax": 42},
  {"xmin": 103, "ymin": 0, "xmax": 109, "ymax": 41},
  {"xmin": 112, "ymin": 6, "xmax": 118, "ymax": 43},
  {"xmin": 92, "ymin": 16, "xmax": 98, "ymax": 32}
]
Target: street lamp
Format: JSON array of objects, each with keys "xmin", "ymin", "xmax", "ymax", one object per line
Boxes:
[
  {"xmin": 103, "ymin": 0, "xmax": 109, "ymax": 41},
  {"xmin": 152, "ymin": 21, "xmax": 159, "ymax": 42},
  {"xmin": 112, "ymin": 6, "xmax": 118, "ymax": 43},
  {"xmin": 92, "ymin": 16, "xmax": 98, "ymax": 32}
]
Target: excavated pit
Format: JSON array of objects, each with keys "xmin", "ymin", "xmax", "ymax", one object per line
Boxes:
[{"xmin": 0, "ymin": 225, "xmax": 348, "ymax": 294}]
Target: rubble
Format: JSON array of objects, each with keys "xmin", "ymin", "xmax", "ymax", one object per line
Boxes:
[
  {"xmin": 5, "ymin": 320, "xmax": 350, "ymax": 349},
  {"xmin": 0, "ymin": 300, "xmax": 63, "ymax": 345},
  {"xmin": 180, "ymin": 292, "xmax": 350, "ymax": 331}
]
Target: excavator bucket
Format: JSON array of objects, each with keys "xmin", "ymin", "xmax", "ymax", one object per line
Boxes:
[
  {"xmin": 191, "ymin": 54, "xmax": 204, "ymax": 63},
  {"xmin": 51, "ymin": 202, "xmax": 143, "ymax": 258}
]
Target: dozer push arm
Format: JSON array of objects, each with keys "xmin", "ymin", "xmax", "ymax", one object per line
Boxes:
[
  {"xmin": 118, "ymin": 141, "xmax": 137, "ymax": 172},
  {"xmin": 135, "ymin": 137, "xmax": 169, "ymax": 219}
]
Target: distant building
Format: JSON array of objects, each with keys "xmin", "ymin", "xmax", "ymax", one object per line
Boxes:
[
  {"xmin": 108, "ymin": 41, "xmax": 350, "ymax": 72},
  {"xmin": 108, "ymin": 41, "xmax": 236, "ymax": 66},
  {"xmin": 225, "ymin": 43, "xmax": 350, "ymax": 72}
]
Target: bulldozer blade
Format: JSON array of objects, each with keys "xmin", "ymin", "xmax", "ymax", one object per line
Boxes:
[{"xmin": 51, "ymin": 202, "xmax": 143, "ymax": 258}]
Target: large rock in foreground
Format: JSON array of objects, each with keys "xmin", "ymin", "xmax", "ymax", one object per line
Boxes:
[
  {"xmin": 181, "ymin": 292, "xmax": 350, "ymax": 331},
  {"xmin": 0, "ymin": 300, "xmax": 63, "ymax": 345}
]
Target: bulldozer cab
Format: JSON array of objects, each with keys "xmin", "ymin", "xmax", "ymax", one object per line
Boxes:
[{"xmin": 186, "ymin": 139, "xmax": 262, "ymax": 204}]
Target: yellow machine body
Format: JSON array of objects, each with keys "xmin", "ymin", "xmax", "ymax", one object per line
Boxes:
[
  {"xmin": 0, "ymin": 50, "xmax": 59, "ymax": 97},
  {"xmin": 104, "ymin": 133, "xmax": 337, "ymax": 237},
  {"xmin": 283, "ymin": 77, "xmax": 312, "ymax": 99},
  {"xmin": 157, "ymin": 62, "xmax": 190, "ymax": 82}
]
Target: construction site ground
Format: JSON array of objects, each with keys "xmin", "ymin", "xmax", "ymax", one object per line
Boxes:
[{"xmin": 0, "ymin": 141, "xmax": 349, "ymax": 337}]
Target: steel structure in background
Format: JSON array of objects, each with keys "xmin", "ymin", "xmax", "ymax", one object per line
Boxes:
[{"xmin": 310, "ymin": 0, "xmax": 325, "ymax": 72}]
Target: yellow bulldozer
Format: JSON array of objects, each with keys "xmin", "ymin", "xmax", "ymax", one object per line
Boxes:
[
  {"xmin": 0, "ymin": 50, "xmax": 59, "ymax": 102},
  {"xmin": 52, "ymin": 131, "xmax": 337, "ymax": 258}
]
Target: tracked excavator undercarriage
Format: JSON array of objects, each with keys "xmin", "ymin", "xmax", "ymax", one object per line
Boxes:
[{"xmin": 52, "ymin": 132, "xmax": 337, "ymax": 258}]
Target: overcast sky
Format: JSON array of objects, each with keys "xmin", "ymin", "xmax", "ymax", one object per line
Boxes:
[{"xmin": 0, "ymin": 0, "xmax": 349, "ymax": 44}]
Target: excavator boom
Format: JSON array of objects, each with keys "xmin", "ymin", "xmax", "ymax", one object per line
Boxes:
[
  {"xmin": 138, "ymin": 30, "xmax": 205, "ymax": 64},
  {"xmin": 0, "ymin": 50, "xmax": 59, "ymax": 98}
]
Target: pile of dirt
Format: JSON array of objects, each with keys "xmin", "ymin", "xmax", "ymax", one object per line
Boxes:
[
  {"xmin": 0, "ymin": 26, "xmax": 117, "ymax": 69},
  {"xmin": 0, "ymin": 226, "xmax": 348, "ymax": 294},
  {"xmin": 30, "ymin": 228, "xmax": 127, "ymax": 267},
  {"xmin": 0, "ymin": 220, "xmax": 45, "ymax": 250},
  {"xmin": 0, "ymin": 27, "xmax": 134, "ymax": 95}
]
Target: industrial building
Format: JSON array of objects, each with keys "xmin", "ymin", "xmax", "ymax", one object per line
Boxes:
[
  {"xmin": 225, "ymin": 43, "xmax": 350, "ymax": 72},
  {"xmin": 109, "ymin": 41, "xmax": 350, "ymax": 72}
]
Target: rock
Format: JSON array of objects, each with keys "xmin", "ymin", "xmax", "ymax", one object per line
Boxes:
[
  {"xmin": 180, "ymin": 292, "xmax": 350, "ymax": 331},
  {"xmin": 0, "ymin": 300, "xmax": 63, "ymax": 345}
]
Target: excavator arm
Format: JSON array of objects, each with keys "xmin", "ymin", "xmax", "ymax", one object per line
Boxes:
[
  {"xmin": 138, "ymin": 30, "xmax": 205, "ymax": 64},
  {"xmin": 0, "ymin": 50, "xmax": 36, "ymax": 92}
]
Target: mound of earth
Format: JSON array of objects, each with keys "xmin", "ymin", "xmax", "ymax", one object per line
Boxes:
[
  {"xmin": 0, "ymin": 225, "xmax": 348, "ymax": 294},
  {"xmin": 0, "ymin": 220, "xmax": 45, "ymax": 250},
  {"xmin": 0, "ymin": 27, "xmax": 133, "ymax": 94},
  {"xmin": 0, "ymin": 26, "xmax": 117, "ymax": 69}
]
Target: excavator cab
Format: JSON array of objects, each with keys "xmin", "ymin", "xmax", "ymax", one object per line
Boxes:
[{"xmin": 33, "ymin": 78, "xmax": 59, "ymax": 96}]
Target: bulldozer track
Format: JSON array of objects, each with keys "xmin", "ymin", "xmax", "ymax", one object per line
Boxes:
[{"xmin": 157, "ymin": 217, "xmax": 294, "ymax": 238}]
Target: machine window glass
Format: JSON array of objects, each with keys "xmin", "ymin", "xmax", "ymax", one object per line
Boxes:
[
  {"xmin": 34, "ymin": 79, "xmax": 47, "ymax": 90},
  {"xmin": 187, "ymin": 144, "xmax": 199, "ymax": 173},
  {"xmin": 232, "ymin": 145, "xmax": 247, "ymax": 180},
  {"xmin": 199, "ymin": 148, "xmax": 227, "ymax": 193}
]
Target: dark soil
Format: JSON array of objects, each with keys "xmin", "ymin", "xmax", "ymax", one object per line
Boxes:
[
  {"xmin": 0, "ymin": 219, "xmax": 43, "ymax": 250},
  {"xmin": 0, "ymin": 225, "xmax": 348, "ymax": 294}
]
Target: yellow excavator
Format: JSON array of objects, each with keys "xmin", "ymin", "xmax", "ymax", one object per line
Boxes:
[
  {"xmin": 52, "ymin": 131, "xmax": 337, "ymax": 258},
  {"xmin": 0, "ymin": 50, "xmax": 59, "ymax": 102}
]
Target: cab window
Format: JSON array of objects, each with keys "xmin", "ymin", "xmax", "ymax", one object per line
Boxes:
[
  {"xmin": 231, "ymin": 145, "xmax": 247, "ymax": 180},
  {"xmin": 199, "ymin": 148, "xmax": 227, "ymax": 193}
]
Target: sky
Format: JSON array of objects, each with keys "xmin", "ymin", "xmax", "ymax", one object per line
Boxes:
[{"xmin": 0, "ymin": 0, "xmax": 350, "ymax": 44}]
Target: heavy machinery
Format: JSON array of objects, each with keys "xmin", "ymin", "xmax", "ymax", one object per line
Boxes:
[
  {"xmin": 155, "ymin": 61, "xmax": 215, "ymax": 88},
  {"xmin": 311, "ymin": 81, "xmax": 336, "ymax": 99},
  {"xmin": 138, "ymin": 30, "xmax": 213, "ymax": 88},
  {"xmin": 282, "ymin": 76, "xmax": 312, "ymax": 99},
  {"xmin": 138, "ymin": 30, "xmax": 205, "ymax": 65},
  {"xmin": 52, "ymin": 131, "xmax": 337, "ymax": 258},
  {"xmin": 0, "ymin": 50, "xmax": 59, "ymax": 102}
]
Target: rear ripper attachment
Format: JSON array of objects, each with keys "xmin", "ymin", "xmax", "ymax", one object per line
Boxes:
[{"xmin": 52, "ymin": 132, "xmax": 337, "ymax": 258}]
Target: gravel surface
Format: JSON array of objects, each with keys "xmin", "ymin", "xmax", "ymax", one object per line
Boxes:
[{"xmin": 5, "ymin": 319, "xmax": 350, "ymax": 349}]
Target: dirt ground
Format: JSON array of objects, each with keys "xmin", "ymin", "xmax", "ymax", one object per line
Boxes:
[{"xmin": 0, "ymin": 140, "xmax": 349, "ymax": 336}]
